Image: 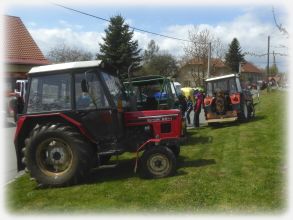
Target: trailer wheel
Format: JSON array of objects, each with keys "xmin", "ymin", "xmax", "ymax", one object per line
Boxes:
[
  {"xmin": 24, "ymin": 123, "xmax": 94, "ymax": 187},
  {"xmin": 140, "ymin": 146, "xmax": 176, "ymax": 179}
]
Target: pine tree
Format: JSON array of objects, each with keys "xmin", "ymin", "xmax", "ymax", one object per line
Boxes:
[
  {"xmin": 97, "ymin": 15, "xmax": 142, "ymax": 78},
  {"xmin": 225, "ymin": 38, "xmax": 245, "ymax": 72}
]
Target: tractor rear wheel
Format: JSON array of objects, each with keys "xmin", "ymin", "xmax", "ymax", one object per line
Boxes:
[
  {"xmin": 239, "ymin": 102, "xmax": 249, "ymax": 122},
  {"xmin": 140, "ymin": 146, "xmax": 176, "ymax": 179},
  {"xmin": 24, "ymin": 123, "xmax": 94, "ymax": 187},
  {"xmin": 167, "ymin": 144, "xmax": 180, "ymax": 157}
]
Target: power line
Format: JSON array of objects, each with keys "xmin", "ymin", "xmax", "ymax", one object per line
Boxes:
[
  {"xmin": 244, "ymin": 51, "xmax": 288, "ymax": 57},
  {"xmin": 53, "ymin": 3, "xmax": 194, "ymax": 43}
]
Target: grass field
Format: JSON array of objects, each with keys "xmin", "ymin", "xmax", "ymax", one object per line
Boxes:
[{"xmin": 5, "ymin": 90, "xmax": 287, "ymax": 214}]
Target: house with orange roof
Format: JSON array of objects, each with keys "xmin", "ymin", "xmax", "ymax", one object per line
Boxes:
[
  {"xmin": 4, "ymin": 15, "xmax": 50, "ymax": 93},
  {"xmin": 176, "ymin": 57, "xmax": 230, "ymax": 87},
  {"xmin": 239, "ymin": 62, "xmax": 265, "ymax": 83}
]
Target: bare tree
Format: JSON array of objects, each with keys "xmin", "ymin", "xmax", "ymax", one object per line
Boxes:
[
  {"xmin": 47, "ymin": 43, "xmax": 93, "ymax": 63},
  {"xmin": 272, "ymin": 7, "xmax": 289, "ymax": 38},
  {"xmin": 183, "ymin": 26, "xmax": 226, "ymax": 85}
]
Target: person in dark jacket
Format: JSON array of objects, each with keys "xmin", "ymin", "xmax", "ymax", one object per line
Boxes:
[
  {"xmin": 186, "ymin": 96, "xmax": 193, "ymax": 125},
  {"xmin": 193, "ymin": 89, "xmax": 203, "ymax": 128},
  {"xmin": 178, "ymin": 94, "xmax": 187, "ymax": 115}
]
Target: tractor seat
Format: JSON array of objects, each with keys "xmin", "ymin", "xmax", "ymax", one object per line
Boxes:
[{"xmin": 144, "ymin": 97, "xmax": 158, "ymax": 110}]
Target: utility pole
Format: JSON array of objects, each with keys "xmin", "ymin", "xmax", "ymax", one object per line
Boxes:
[
  {"xmin": 207, "ymin": 42, "xmax": 211, "ymax": 78},
  {"xmin": 267, "ymin": 35, "xmax": 270, "ymax": 78}
]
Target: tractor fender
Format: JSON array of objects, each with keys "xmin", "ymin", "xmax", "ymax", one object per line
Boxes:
[{"xmin": 133, "ymin": 137, "xmax": 179, "ymax": 173}]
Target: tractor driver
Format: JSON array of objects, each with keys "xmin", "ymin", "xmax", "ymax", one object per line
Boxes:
[{"xmin": 77, "ymin": 92, "xmax": 91, "ymax": 109}]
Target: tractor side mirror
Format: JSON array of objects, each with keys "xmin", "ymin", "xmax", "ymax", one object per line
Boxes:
[{"xmin": 81, "ymin": 79, "xmax": 89, "ymax": 93}]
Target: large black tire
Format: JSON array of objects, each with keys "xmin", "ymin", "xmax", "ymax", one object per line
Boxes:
[
  {"xmin": 239, "ymin": 102, "xmax": 249, "ymax": 122},
  {"xmin": 140, "ymin": 146, "xmax": 176, "ymax": 179},
  {"xmin": 167, "ymin": 144, "xmax": 180, "ymax": 158},
  {"xmin": 24, "ymin": 123, "xmax": 95, "ymax": 187}
]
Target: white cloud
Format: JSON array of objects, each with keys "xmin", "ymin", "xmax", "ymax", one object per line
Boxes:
[
  {"xmin": 29, "ymin": 28, "xmax": 104, "ymax": 56},
  {"xmin": 28, "ymin": 10, "xmax": 289, "ymax": 71}
]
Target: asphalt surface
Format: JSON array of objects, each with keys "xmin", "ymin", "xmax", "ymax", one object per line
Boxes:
[{"xmin": 3, "ymin": 117, "xmax": 18, "ymax": 184}]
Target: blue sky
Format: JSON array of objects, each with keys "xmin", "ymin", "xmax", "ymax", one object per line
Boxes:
[
  {"xmin": 5, "ymin": 2, "xmax": 289, "ymax": 72},
  {"xmin": 7, "ymin": 4, "xmax": 282, "ymax": 32}
]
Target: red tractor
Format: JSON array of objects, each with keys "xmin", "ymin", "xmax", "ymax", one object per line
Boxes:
[
  {"xmin": 14, "ymin": 61, "xmax": 182, "ymax": 187},
  {"xmin": 204, "ymin": 74, "xmax": 256, "ymax": 124}
]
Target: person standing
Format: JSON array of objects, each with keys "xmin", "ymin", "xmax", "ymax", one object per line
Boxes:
[
  {"xmin": 186, "ymin": 96, "xmax": 193, "ymax": 125},
  {"xmin": 178, "ymin": 94, "xmax": 187, "ymax": 116},
  {"xmin": 193, "ymin": 89, "xmax": 203, "ymax": 128}
]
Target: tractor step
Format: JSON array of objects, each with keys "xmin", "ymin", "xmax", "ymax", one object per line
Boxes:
[
  {"xmin": 98, "ymin": 164, "xmax": 119, "ymax": 169},
  {"xmin": 99, "ymin": 149, "xmax": 123, "ymax": 156}
]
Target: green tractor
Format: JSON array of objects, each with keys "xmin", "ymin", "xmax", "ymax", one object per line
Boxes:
[{"xmin": 123, "ymin": 75, "xmax": 187, "ymax": 137}]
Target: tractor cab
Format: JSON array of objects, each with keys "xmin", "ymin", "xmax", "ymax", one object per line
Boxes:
[
  {"xmin": 24, "ymin": 60, "xmax": 126, "ymax": 141},
  {"xmin": 123, "ymin": 75, "xmax": 179, "ymax": 111}
]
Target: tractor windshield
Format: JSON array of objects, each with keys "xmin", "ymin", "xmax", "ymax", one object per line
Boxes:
[
  {"xmin": 100, "ymin": 72, "xmax": 126, "ymax": 107},
  {"xmin": 206, "ymin": 77, "xmax": 239, "ymax": 96}
]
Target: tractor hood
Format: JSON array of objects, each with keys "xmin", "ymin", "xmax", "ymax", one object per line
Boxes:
[{"xmin": 124, "ymin": 109, "xmax": 181, "ymax": 125}]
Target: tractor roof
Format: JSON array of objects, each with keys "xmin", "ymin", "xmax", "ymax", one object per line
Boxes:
[
  {"xmin": 205, "ymin": 73, "xmax": 239, "ymax": 82},
  {"xmin": 28, "ymin": 60, "xmax": 102, "ymax": 74},
  {"xmin": 124, "ymin": 75, "xmax": 167, "ymax": 86}
]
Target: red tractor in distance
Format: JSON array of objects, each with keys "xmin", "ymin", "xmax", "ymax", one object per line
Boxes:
[
  {"xmin": 204, "ymin": 74, "xmax": 256, "ymax": 124},
  {"xmin": 14, "ymin": 61, "xmax": 182, "ymax": 187}
]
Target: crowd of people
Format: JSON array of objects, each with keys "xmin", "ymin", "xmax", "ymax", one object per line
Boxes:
[{"xmin": 178, "ymin": 89, "xmax": 204, "ymax": 128}]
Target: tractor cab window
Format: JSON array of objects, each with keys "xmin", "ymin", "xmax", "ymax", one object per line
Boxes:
[
  {"xmin": 206, "ymin": 82, "xmax": 213, "ymax": 96},
  {"xmin": 228, "ymin": 78, "xmax": 237, "ymax": 94},
  {"xmin": 101, "ymin": 72, "xmax": 126, "ymax": 107},
  {"xmin": 75, "ymin": 71, "xmax": 109, "ymax": 110},
  {"xmin": 213, "ymin": 80, "xmax": 228, "ymax": 94},
  {"xmin": 27, "ymin": 74, "xmax": 71, "ymax": 113}
]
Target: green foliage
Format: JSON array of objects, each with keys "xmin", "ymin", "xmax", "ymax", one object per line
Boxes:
[
  {"xmin": 6, "ymin": 91, "xmax": 286, "ymax": 213},
  {"xmin": 225, "ymin": 38, "xmax": 245, "ymax": 72},
  {"xmin": 97, "ymin": 15, "xmax": 142, "ymax": 78},
  {"xmin": 270, "ymin": 64, "xmax": 279, "ymax": 76},
  {"xmin": 47, "ymin": 43, "xmax": 93, "ymax": 63},
  {"xmin": 141, "ymin": 53, "xmax": 178, "ymax": 77},
  {"xmin": 139, "ymin": 40, "xmax": 178, "ymax": 76},
  {"xmin": 143, "ymin": 40, "xmax": 159, "ymax": 64}
]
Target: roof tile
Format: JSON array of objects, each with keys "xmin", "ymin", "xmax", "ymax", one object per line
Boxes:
[{"xmin": 4, "ymin": 15, "xmax": 50, "ymax": 65}]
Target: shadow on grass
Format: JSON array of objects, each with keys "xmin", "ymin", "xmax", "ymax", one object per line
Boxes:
[
  {"xmin": 250, "ymin": 115, "xmax": 266, "ymax": 122},
  {"xmin": 35, "ymin": 155, "xmax": 216, "ymax": 189},
  {"xmin": 208, "ymin": 115, "xmax": 266, "ymax": 129},
  {"xmin": 179, "ymin": 158, "xmax": 216, "ymax": 168},
  {"xmin": 184, "ymin": 135, "xmax": 213, "ymax": 145},
  {"xmin": 85, "ymin": 156, "xmax": 216, "ymax": 185},
  {"xmin": 87, "ymin": 158, "xmax": 136, "ymax": 184}
]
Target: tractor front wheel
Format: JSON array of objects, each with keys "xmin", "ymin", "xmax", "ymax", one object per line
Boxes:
[{"xmin": 140, "ymin": 146, "xmax": 176, "ymax": 179}]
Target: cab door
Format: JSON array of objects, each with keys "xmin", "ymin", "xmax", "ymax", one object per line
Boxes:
[
  {"xmin": 99, "ymin": 71, "xmax": 125, "ymax": 139},
  {"xmin": 74, "ymin": 71, "xmax": 119, "ymax": 142}
]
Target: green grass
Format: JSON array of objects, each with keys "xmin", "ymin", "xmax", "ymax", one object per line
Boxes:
[{"xmin": 6, "ymin": 90, "xmax": 287, "ymax": 214}]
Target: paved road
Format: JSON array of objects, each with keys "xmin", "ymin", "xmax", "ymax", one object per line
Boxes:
[
  {"xmin": 186, "ymin": 108, "xmax": 207, "ymax": 128},
  {"xmin": 3, "ymin": 117, "xmax": 18, "ymax": 184}
]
